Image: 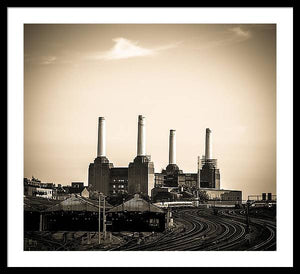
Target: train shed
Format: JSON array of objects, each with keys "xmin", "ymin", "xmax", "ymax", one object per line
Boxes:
[
  {"xmin": 42, "ymin": 195, "xmax": 112, "ymax": 231},
  {"xmin": 106, "ymin": 194, "xmax": 166, "ymax": 232},
  {"xmin": 25, "ymin": 195, "xmax": 113, "ymax": 231},
  {"xmin": 24, "ymin": 196, "xmax": 60, "ymax": 231}
]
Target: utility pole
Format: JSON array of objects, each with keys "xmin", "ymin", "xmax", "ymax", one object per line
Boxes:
[
  {"xmin": 103, "ymin": 195, "xmax": 106, "ymax": 240},
  {"xmin": 245, "ymin": 200, "xmax": 251, "ymax": 246},
  {"xmin": 166, "ymin": 205, "xmax": 170, "ymax": 230},
  {"xmin": 246, "ymin": 201, "xmax": 250, "ymax": 231},
  {"xmin": 98, "ymin": 193, "xmax": 101, "ymax": 244},
  {"xmin": 39, "ymin": 213, "xmax": 43, "ymax": 232}
]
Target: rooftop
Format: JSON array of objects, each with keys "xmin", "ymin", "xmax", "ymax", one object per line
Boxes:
[{"xmin": 109, "ymin": 194, "xmax": 164, "ymax": 213}]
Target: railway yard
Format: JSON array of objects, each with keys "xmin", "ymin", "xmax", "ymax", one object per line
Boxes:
[{"xmin": 24, "ymin": 207, "xmax": 276, "ymax": 251}]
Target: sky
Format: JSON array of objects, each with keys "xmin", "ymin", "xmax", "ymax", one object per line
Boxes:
[{"xmin": 24, "ymin": 24, "xmax": 276, "ymax": 200}]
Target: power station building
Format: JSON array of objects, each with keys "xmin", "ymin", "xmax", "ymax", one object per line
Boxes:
[
  {"xmin": 198, "ymin": 128, "xmax": 221, "ymax": 189},
  {"xmin": 154, "ymin": 128, "xmax": 220, "ymax": 190},
  {"xmin": 128, "ymin": 116, "xmax": 155, "ymax": 196},
  {"xmin": 88, "ymin": 115, "xmax": 154, "ymax": 197},
  {"xmin": 152, "ymin": 127, "xmax": 241, "ymax": 204},
  {"xmin": 88, "ymin": 116, "xmax": 241, "ymax": 203}
]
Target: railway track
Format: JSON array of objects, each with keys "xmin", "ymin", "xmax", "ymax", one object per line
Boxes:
[
  {"xmin": 111, "ymin": 216, "xmax": 197, "ymax": 251},
  {"xmin": 115, "ymin": 207, "xmax": 275, "ymax": 251},
  {"xmin": 218, "ymin": 209, "xmax": 276, "ymax": 250},
  {"xmin": 25, "ymin": 208, "xmax": 276, "ymax": 251},
  {"xmin": 25, "ymin": 231, "xmax": 89, "ymax": 251},
  {"xmin": 138, "ymin": 211, "xmax": 209, "ymax": 251},
  {"xmin": 117, "ymin": 208, "xmax": 247, "ymax": 251},
  {"xmin": 193, "ymin": 210, "xmax": 247, "ymax": 251}
]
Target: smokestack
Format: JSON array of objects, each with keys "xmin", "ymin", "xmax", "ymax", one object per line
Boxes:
[
  {"xmin": 169, "ymin": 130, "xmax": 176, "ymax": 164},
  {"xmin": 205, "ymin": 128, "xmax": 212, "ymax": 160},
  {"xmin": 97, "ymin": 117, "xmax": 106, "ymax": 157},
  {"xmin": 137, "ymin": 115, "xmax": 146, "ymax": 156}
]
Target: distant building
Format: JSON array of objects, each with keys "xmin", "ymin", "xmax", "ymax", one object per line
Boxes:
[
  {"xmin": 248, "ymin": 193, "xmax": 277, "ymax": 202},
  {"xmin": 151, "ymin": 187, "xmax": 178, "ymax": 202},
  {"xmin": 88, "ymin": 116, "xmax": 154, "ymax": 197},
  {"xmin": 24, "ymin": 185, "xmax": 37, "ymax": 197},
  {"xmin": 199, "ymin": 157, "xmax": 220, "ymax": 189},
  {"xmin": 55, "ymin": 184, "xmax": 90, "ymax": 199},
  {"xmin": 110, "ymin": 167, "xmax": 128, "ymax": 195},
  {"xmin": 35, "ymin": 187, "xmax": 53, "ymax": 199},
  {"xmin": 24, "ymin": 177, "xmax": 54, "ymax": 199},
  {"xmin": 81, "ymin": 187, "xmax": 90, "ymax": 198},
  {"xmin": 107, "ymin": 194, "xmax": 165, "ymax": 232},
  {"xmin": 203, "ymin": 189, "xmax": 242, "ymax": 201},
  {"xmin": 71, "ymin": 182, "xmax": 84, "ymax": 188},
  {"xmin": 128, "ymin": 155, "xmax": 154, "ymax": 197},
  {"xmin": 87, "ymin": 117, "xmax": 241, "ymax": 201},
  {"xmin": 152, "ymin": 129, "xmax": 241, "ymax": 203},
  {"xmin": 52, "ymin": 189, "xmax": 70, "ymax": 201},
  {"xmin": 154, "ymin": 129, "xmax": 220, "ymax": 191}
]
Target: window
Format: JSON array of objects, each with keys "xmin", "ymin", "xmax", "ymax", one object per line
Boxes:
[{"xmin": 149, "ymin": 218, "xmax": 159, "ymax": 227}]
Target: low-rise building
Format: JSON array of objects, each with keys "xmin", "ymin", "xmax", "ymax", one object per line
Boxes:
[
  {"xmin": 35, "ymin": 187, "xmax": 53, "ymax": 199},
  {"xmin": 202, "ymin": 188, "xmax": 242, "ymax": 205},
  {"xmin": 24, "ymin": 177, "xmax": 54, "ymax": 199},
  {"xmin": 41, "ymin": 195, "xmax": 112, "ymax": 231},
  {"xmin": 71, "ymin": 182, "xmax": 84, "ymax": 188},
  {"xmin": 107, "ymin": 194, "xmax": 166, "ymax": 232}
]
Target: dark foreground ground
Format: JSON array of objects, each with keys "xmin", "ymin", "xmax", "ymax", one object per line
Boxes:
[{"xmin": 24, "ymin": 207, "xmax": 276, "ymax": 251}]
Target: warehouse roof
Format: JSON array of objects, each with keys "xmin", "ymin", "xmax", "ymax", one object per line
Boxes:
[
  {"xmin": 24, "ymin": 196, "xmax": 60, "ymax": 212},
  {"xmin": 43, "ymin": 195, "xmax": 112, "ymax": 212},
  {"xmin": 108, "ymin": 194, "xmax": 164, "ymax": 213}
]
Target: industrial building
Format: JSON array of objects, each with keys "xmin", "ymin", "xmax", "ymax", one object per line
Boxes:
[
  {"xmin": 199, "ymin": 128, "xmax": 220, "ymax": 189},
  {"xmin": 24, "ymin": 193, "xmax": 166, "ymax": 233},
  {"xmin": 153, "ymin": 128, "xmax": 219, "ymax": 191},
  {"xmin": 87, "ymin": 115, "xmax": 241, "ymax": 204},
  {"xmin": 42, "ymin": 195, "xmax": 112, "ymax": 231},
  {"xmin": 106, "ymin": 194, "xmax": 166, "ymax": 232},
  {"xmin": 152, "ymin": 128, "xmax": 240, "ymax": 203},
  {"xmin": 88, "ymin": 115, "xmax": 154, "ymax": 197},
  {"xmin": 24, "ymin": 195, "xmax": 112, "ymax": 231},
  {"xmin": 24, "ymin": 115, "xmax": 243, "ymax": 235},
  {"xmin": 24, "ymin": 196, "xmax": 59, "ymax": 231}
]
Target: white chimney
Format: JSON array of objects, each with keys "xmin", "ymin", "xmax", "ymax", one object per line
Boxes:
[
  {"xmin": 169, "ymin": 130, "xmax": 176, "ymax": 164},
  {"xmin": 205, "ymin": 128, "xmax": 212, "ymax": 160},
  {"xmin": 137, "ymin": 115, "xmax": 146, "ymax": 156},
  {"xmin": 97, "ymin": 117, "xmax": 106, "ymax": 157}
]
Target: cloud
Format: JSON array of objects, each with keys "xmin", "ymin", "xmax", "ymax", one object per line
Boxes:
[
  {"xmin": 195, "ymin": 26, "xmax": 252, "ymax": 50},
  {"xmin": 26, "ymin": 56, "xmax": 58, "ymax": 65},
  {"xmin": 92, "ymin": 37, "xmax": 180, "ymax": 60},
  {"xmin": 25, "ymin": 54, "xmax": 79, "ymax": 67},
  {"xmin": 26, "ymin": 38, "xmax": 181, "ymax": 65},
  {"xmin": 25, "ymin": 55, "xmax": 57, "ymax": 65},
  {"xmin": 228, "ymin": 26, "xmax": 251, "ymax": 40},
  {"xmin": 40, "ymin": 56, "xmax": 57, "ymax": 65}
]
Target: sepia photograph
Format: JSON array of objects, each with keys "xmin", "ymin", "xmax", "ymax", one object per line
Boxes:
[
  {"xmin": 7, "ymin": 7, "xmax": 293, "ymax": 268},
  {"xmin": 23, "ymin": 23, "xmax": 276, "ymax": 251}
]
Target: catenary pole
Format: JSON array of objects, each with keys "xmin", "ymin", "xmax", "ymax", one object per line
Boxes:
[
  {"xmin": 103, "ymin": 196, "xmax": 106, "ymax": 240},
  {"xmin": 98, "ymin": 194, "xmax": 101, "ymax": 244}
]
